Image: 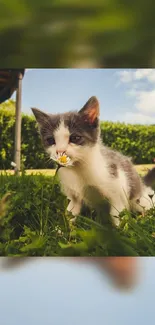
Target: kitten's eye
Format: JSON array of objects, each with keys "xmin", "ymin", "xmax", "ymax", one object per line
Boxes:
[
  {"xmin": 46, "ymin": 137, "xmax": 55, "ymax": 146},
  {"xmin": 70, "ymin": 135, "xmax": 82, "ymax": 144}
]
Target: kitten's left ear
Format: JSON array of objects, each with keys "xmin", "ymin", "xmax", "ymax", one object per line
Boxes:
[
  {"xmin": 31, "ymin": 107, "xmax": 49, "ymax": 126},
  {"xmin": 79, "ymin": 96, "xmax": 100, "ymax": 124}
]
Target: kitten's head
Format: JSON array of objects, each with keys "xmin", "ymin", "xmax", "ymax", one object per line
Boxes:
[{"xmin": 31, "ymin": 96, "xmax": 100, "ymax": 166}]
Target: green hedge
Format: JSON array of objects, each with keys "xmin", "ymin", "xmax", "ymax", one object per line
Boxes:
[
  {"xmin": 1, "ymin": 101, "xmax": 155, "ymax": 169},
  {"xmin": 101, "ymin": 121, "xmax": 155, "ymax": 164},
  {"xmin": 0, "ymin": 101, "xmax": 55, "ymax": 169}
]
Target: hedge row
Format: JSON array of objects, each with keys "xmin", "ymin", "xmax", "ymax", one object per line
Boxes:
[
  {"xmin": 100, "ymin": 121, "xmax": 155, "ymax": 164},
  {"xmin": 0, "ymin": 103, "xmax": 55, "ymax": 169},
  {"xmin": 0, "ymin": 103, "xmax": 155, "ymax": 169}
]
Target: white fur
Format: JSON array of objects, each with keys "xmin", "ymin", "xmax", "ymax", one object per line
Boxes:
[
  {"xmin": 47, "ymin": 120, "xmax": 86, "ymax": 162},
  {"xmin": 58, "ymin": 142, "xmax": 131, "ymax": 226},
  {"xmin": 54, "ymin": 121, "xmax": 70, "ymax": 152},
  {"xmin": 132, "ymin": 186, "xmax": 155, "ymax": 214},
  {"xmin": 47, "ymin": 122, "xmax": 155, "ymax": 226}
]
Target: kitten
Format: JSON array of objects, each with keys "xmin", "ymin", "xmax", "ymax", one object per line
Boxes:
[{"xmin": 32, "ymin": 96, "xmax": 155, "ymax": 226}]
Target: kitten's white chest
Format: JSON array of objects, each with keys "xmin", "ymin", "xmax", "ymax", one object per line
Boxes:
[
  {"xmin": 58, "ymin": 167, "xmax": 85, "ymax": 200},
  {"xmin": 58, "ymin": 153, "xmax": 107, "ymax": 206}
]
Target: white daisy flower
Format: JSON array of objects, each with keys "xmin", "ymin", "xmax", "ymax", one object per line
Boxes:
[{"xmin": 51, "ymin": 153, "xmax": 72, "ymax": 167}]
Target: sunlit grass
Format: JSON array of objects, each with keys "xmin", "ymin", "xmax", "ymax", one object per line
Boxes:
[
  {"xmin": 0, "ymin": 169, "xmax": 56, "ymax": 176},
  {"xmin": 0, "ymin": 164, "xmax": 154, "ymax": 177},
  {"xmin": 135, "ymin": 164, "xmax": 155, "ymax": 176}
]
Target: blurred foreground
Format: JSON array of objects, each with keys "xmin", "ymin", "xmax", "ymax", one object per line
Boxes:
[
  {"xmin": 1, "ymin": 0, "xmax": 155, "ymax": 67},
  {"xmin": 1, "ymin": 257, "xmax": 138, "ymax": 289},
  {"xmin": 0, "ymin": 257, "xmax": 154, "ymax": 325}
]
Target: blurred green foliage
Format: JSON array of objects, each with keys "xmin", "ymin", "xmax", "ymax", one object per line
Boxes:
[
  {"xmin": 1, "ymin": 0, "xmax": 155, "ymax": 67},
  {"xmin": 0, "ymin": 100, "xmax": 155, "ymax": 169}
]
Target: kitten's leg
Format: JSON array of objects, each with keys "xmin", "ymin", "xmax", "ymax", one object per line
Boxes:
[
  {"xmin": 67, "ymin": 200, "xmax": 75, "ymax": 213},
  {"xmin": 110, "ymin": 207, "xmax": 121, "ymax": 227},
  {"xmin": 67, "ymin": 196, "xmax": 82, "ymax": 224},
  {"xmin": 110, "ymin": 196, "xmax": 128, "ymax": 227}
]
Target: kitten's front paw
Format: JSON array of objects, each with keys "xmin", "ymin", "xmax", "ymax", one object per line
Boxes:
[
  {"xmin": 67, "ymin": 200, "xmax": 74, "ymax": 213},
  {"xmin": 111, "ymin": 215, "xmax": 120, "ymax": 227},
  {"xmin": 67, "ymin": 201, "xmax": 81, "ymax": 216},
  {"xmin": 70, "ymin": 203, "xmax": 81, "ymax": 216}
]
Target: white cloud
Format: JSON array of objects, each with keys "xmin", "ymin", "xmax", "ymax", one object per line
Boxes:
[
  {"xmin": 118, "ymin": 70, "xmax": 133, "ymax": 83},
  {"xmin": 118, "ymin": 69, "xmax": 155, "ymax": 84},
  {"xmin": 134, "ymin": 69, "xmax": 152, "ymax": 80},
  {"xmin": 126, "ymin": 84, "xmax": 140, "ymax": 97},
  {"xmin": 117, "ymin": 69, "xmax": 155, "ymax": 118},
  {"xmin": 134, "ymin": 69, "xmax": 155, "ymax": 82},
  {"xmin": 135, "ymin": 90, "xmax": 155, "ymax": 113},
  {"xmin": 121, "ymin": 112, "xmax": 155, "ymax": 124}
]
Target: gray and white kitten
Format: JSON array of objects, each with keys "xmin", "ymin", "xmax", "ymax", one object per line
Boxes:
[{"xmin": 32, "ymin": 96, "xmax": 155, "ymax": 226}]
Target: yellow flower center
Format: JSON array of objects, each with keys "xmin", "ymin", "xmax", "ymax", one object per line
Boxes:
[{"xmin": 58, "ymin": 155, "xmax": 67, "ymax": 164}]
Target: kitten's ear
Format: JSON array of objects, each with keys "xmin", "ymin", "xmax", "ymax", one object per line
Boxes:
[
  {"xmin": 79, "ymin": 96, "xmax": 100, "ymax": 124},
  {"xmin": 31, "ymin": 108, "xmax": 49, "ymax": 126}
]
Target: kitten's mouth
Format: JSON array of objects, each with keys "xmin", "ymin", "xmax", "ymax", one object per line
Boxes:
[{"xmin": 50, "ymin": 153, "xmax": 73, "ymax": 167}]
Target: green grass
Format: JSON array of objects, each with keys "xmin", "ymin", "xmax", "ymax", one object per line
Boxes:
[{"xmin": 0, "ymin": 165, "xmax": 155, "ymax": 257}]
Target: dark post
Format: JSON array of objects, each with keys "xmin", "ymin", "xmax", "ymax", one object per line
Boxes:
[{"xmin": 14, "ymin": 73, "xmax": 23, "ymax": 175}]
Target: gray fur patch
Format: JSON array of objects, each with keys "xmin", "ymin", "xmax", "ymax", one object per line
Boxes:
[
  {"xmin": 63, "ymin": 111, "xmax": 100, "ymax": 145},
  {"xmin": 108, "ymin": 163, "xmax": 118, "ymax": 177},
  {"xmin": 101, "ymin": 146, "xmax": 143, "ymax": 200},
  {"xmin": 33, "ymin": 109, "xmax": 100, "ymax": 147}
]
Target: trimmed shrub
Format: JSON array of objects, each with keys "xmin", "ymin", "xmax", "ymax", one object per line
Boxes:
[
  {"xmin": 101, "ymin": 121, "xmax": 155, "ymax": 164},
  {"xmin": 1, "ymin": 101, "xmax": 155, "ymax": 169},
  {"xmin": 0, "ymin": 101, "xmax": 55, "ymax": 169}
]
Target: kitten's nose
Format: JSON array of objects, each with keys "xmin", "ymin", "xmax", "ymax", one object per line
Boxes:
[{"xmin": 56, "ymin": 149, "xmax": 66, "ymax": 155}]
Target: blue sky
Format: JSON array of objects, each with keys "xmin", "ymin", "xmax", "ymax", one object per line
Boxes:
[
  {"xmin": 12, "ymin": 68, "xmax": 155, "ymax": 124},
  {"xmin": 0, "ymin": 258, "xmax": 154, "ymax": 325}
]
